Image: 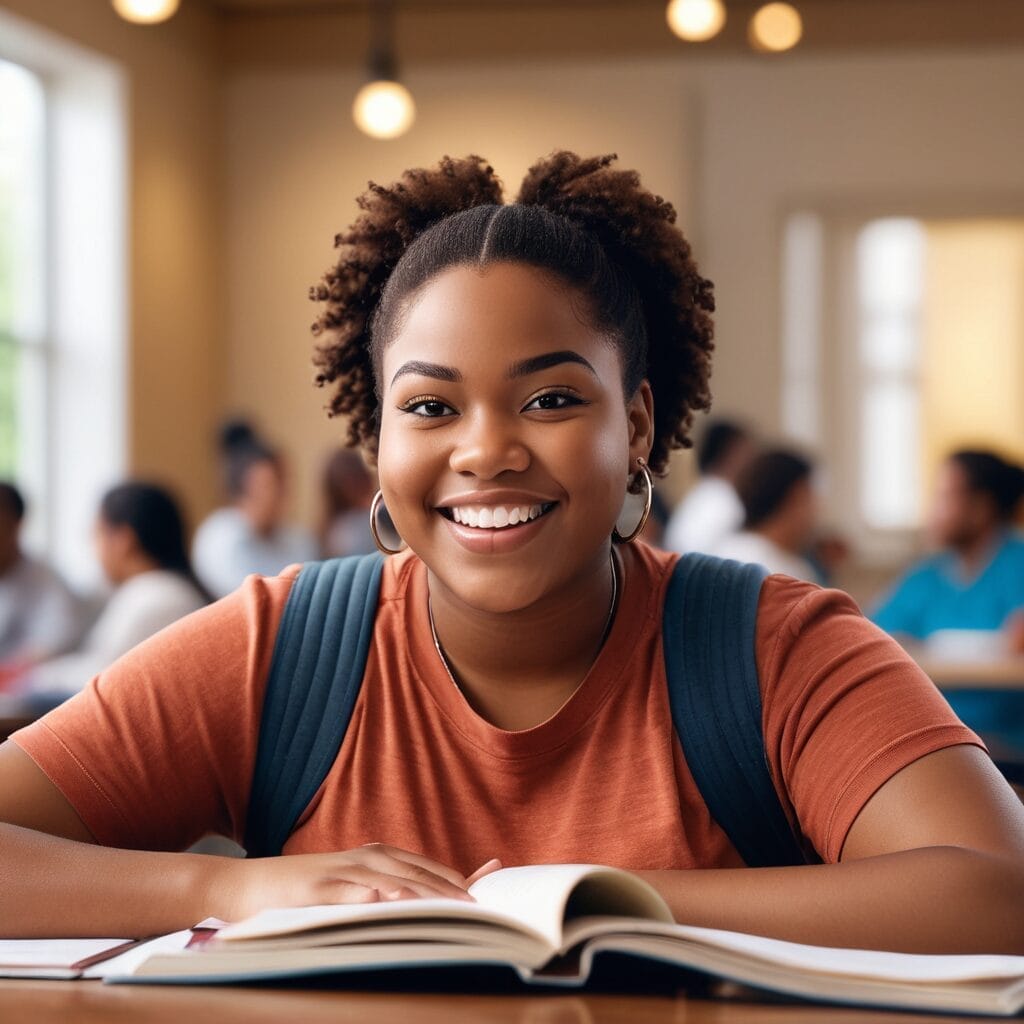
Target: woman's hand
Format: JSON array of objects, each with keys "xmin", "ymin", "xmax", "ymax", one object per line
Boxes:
[{"xmin": 223, "ymin": 843, "xmax": 502, "ymax": 921}]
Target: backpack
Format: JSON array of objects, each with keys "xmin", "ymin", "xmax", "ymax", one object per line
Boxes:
[{"xmin": 244, "ymin": 552, "xmax": 806, "ymax": 867}]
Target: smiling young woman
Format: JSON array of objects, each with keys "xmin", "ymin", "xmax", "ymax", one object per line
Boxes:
[{"xmin": 1, "ymin": 154, "xmax": 1023, "ymax": 953}]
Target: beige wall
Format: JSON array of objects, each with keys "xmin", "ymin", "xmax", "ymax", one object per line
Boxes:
[
  {"xmin": 922, "ymin": 220, "xmax": 1024, "ymax": 489},
  {"xmin": 1, "ymin": 0, "xmax": 225, "ymax": 526}
]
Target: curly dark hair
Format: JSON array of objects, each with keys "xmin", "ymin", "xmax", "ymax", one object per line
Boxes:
[
  {"xmin": 310, "ymin": 152, "xmax": 715, "ymax": 476},
  {"xmin": 950, "ymin": 449, "xmax": 1024, "ymax": 523}
]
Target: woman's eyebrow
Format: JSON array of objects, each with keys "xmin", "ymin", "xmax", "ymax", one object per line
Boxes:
[
  {"xmin": 390, "ymin": 360, "xmax": 463, "ymax": 387},
  {"xmin": 507, "ymin": 350, "xmax": 598, "ymax": 379}
]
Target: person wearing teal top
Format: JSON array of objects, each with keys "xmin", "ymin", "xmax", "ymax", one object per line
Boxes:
[
  {"xmin": 871, "ymin": 449, "xmax": 1024, "ymax": 744},
  {"xmin": 871, "ymin": 531, "xmax": 1024, "ymax": 640},
  {"xmin": 872, "ymin": 450, "xmax": 1024, "ymax": 643}
]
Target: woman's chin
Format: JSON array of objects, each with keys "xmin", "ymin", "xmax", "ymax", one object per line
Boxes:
[{"xmin": 422, "ymin": 563, "xmax": 549, "ymax": 616}]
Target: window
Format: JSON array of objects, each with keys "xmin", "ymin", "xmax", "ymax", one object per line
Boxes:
[
  {"xmin": 0, "ymin": 12, "xmax": 127, "ymax": 590},
  {"xmin": 0, "ymin": 60, "xmax": 47, "ymax": 551},
  {"xmin": 856, "ymin": 219, "xmax": 924, "ymax": 531},
  {"xmin": 782, "ymin": 210, "xmax": 1024, "ymax": 564}
]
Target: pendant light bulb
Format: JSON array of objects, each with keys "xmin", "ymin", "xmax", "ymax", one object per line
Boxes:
[
  {"xmin": 111, "ymin": 0, "xmax": 180, "ymax": 24},
  {"xmin": 665, "ymin": 0, "xmax": 726, "ymax": 43},
  {"xmin": 749, "ymin": 2, "xmax": 803, "ymax": 52},
  {"xmin": 353, "ymin": 79, "xmax": 416, "ymax": 140}
]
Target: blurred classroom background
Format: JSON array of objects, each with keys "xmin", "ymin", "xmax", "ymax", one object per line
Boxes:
[{"xmin": 0, "ymin": 0, "xmax": 1023, "ymax": 703}]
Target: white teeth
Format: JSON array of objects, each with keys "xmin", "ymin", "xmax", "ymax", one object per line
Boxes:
[{"xmin": 447, "ymin": 503, "xmax": 549, "ymax": 530}]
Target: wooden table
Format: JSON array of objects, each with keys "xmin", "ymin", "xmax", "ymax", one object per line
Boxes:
[{"xmin": 0, "ymin": 981, "xmax": 1000, "ymax": 1023}]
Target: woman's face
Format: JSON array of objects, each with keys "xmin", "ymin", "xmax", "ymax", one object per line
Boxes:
[
  {"xmin": 94, "ymin": 518, "xmax": 132, "ymax": 585},
  {"xmin": 377, "ymin": 261, "xmax": 653, "ymax": 614}
]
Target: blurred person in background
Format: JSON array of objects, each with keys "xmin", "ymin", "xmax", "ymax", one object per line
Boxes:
[
  {"xmin": 664, "ymin": 418, "xmax": 756, "ymax": 553},
  {"xmin": 14, "ymin": 482, "xmax": 209, "ymax": 703},
  {"xmin": 0, "ymin": 482, "xmax": 81, "ymax": 676},
  {"xmin": 871, "ymin": 449, "xmax": 1024, "ymax": 653},
  {"xmin": 714, "ymin": 448, "xmax": 822, "ymax": 582},
  {"xmin": 319, "ymin": 448, "xmax": 376, "ymax": 558},
  {"xmin": 192, "ymin": 420, "xmax": 317, "ymax": 598}
]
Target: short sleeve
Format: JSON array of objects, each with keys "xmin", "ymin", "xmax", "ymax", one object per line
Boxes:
[
  {"xmin": 10, "ymin": 569, "xmax": 298, "ymax": 851},
  {"xmin": 756, "ymin": 576, "xmax": 983, "ymax": 864}
]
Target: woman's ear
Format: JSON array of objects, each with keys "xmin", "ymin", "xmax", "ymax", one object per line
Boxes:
[{"xmin": 626, "ymin": 380, "xmax": 655, "ymax": 465}]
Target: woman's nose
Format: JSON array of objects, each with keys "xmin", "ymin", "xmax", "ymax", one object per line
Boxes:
[{"xmin": 448, "ymin": 411, "xmax": 530, "ymax": 479}]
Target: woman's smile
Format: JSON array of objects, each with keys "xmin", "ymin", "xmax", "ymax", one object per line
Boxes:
[{"xmin": 436, "ymin": 490, "xmax": 560, "ymax": 554}]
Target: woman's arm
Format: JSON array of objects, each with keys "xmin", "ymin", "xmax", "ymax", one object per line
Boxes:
[
  {"xmin": 0, "ymin": 742, "xmax": 477, "ymax": 937},
  {"xmin": 635, "ymin": 745, "xmax": 1024, "ymax": 954}
]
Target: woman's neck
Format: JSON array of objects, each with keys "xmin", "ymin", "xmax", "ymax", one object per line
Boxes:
[{"xmin": 425, "ymin": 547, "xmax": 619, "ymax": 731}]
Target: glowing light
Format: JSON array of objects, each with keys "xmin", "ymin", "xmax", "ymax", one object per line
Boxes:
[
  {"xmin": 749, "ymin": 2, "xmax": 803, "ymax": 52},
  {"xmin": 665, "ymin": 0, "xmax": 726, "ymax": 43},
  {"xmin": 352, "ymin": 79, "xmax": 416, "ymax": 140},
  {"xmin": 111, "ymin": 0, "xmax": 180, "ymax": 24}
]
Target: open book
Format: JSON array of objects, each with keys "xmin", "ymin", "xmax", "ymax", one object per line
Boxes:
[{"xmin": 113, "ymin": 864, "xmax": 1024, "ymax": 1015}]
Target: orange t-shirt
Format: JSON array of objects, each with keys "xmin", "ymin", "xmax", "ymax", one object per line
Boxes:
[{"xmin": 12, "ymin": 544, "xmax": 979, "ymax": 871}]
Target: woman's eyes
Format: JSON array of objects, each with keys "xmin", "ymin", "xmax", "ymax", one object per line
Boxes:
[
  {"xmin": 522, "ymin": 391, "xmax": 584, "ymax": 412},
  {"xmin": 401, "ymin": 397, "xmax": 456, "ymax": 418},
  {"xmin": 398, "ymin": 391, "xmax": 583, "ymax": 418}
]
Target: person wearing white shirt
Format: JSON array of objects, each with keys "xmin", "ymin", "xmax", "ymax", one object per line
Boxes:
[
  {"xmin": 713, "ymin": 448, "xmax": 823, "ymax": 583},
  {"xmin": 26, "ymin": 483, "xmax": 208, "ymax": 700},
  {"xmin": 193, "ymin": 423, "xmax": 317, "ymax": 598},
  {"xmin": 0, "ymin": 483, "xmax": 82, "ymax": 669},
  {"xmin": 665, "ymin": 419, "xmax": 756, "ymax": 554}
]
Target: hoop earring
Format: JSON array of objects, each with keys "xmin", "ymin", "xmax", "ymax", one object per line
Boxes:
[
  {"xmin": 612, "ymin": 457, "xmax": 654, "ymax": 544},
  {"xmin": 369, "ymin": 490, "xmax": 405, "ymax": 555}
]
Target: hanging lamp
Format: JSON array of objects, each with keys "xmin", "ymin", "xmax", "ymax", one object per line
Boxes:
[
  {"xmin": 112, "ymin": 0, "xmax": 179, "ymax": 24},
  {"xmin": 352, "ymin": 0, "xmax": 416, "ymax": 140}
]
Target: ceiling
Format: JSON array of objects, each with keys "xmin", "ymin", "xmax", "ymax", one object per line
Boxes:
[{"xmin": 201, "ymin": 0, "xmax": 1024, "ymax": 67}]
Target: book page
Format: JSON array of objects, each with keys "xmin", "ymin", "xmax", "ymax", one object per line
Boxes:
[
  {"xmin": 85, "ymin": 931, "xmax": 195, "ymax": 979},
  {"xmin": 216, "ymin": 897, "xmax": 551, "ymax": 951},
  {"xmin": 666, "ymin": 924, "xmax": 1024, "ymax": 983},
  {"xmin": 0, "ymin": 938, "xmax": 132, "ymax": 973},
  {"xmin": 469, "ymin": 865, "xmax": 671, "ymax": 950}
]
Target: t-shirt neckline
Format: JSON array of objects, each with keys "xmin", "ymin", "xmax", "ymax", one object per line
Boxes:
[{"xmin": 400, "ymin": 546, "xmax": 664, "ymax": 760}]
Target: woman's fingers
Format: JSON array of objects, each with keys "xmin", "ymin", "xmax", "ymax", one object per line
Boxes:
[
  {"xmin": 466, "ymin": 858, "xmax": 502, "ymax": 886},
  {"xmin": 358, "ymin": 844, "xmax": 472, "ymax": 899},
  {"xmin": 327, "ymin": 863, "xmax": 471, "ymax": 903},
  {"xmin": 329, "ymin": 882, "xmax": 382, "ymax": 904}
]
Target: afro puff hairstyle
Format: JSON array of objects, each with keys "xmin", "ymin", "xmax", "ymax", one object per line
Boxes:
[{"xmin": 310, "ymin": 152, "xmax": 715, "ymax": 477}]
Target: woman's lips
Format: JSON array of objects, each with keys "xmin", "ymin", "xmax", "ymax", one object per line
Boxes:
[{"xmin": 436, "ymin": 502, "xmax": 557, "ymax": 554}]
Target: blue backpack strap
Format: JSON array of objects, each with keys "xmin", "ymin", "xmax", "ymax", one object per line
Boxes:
[
  {"xmin": 663, "ymin": 552, "xmax": 806, "ymax": 867},
  {"xmin": 244, "ymin": 553, "xmax": 385, "ymax": 858}
]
